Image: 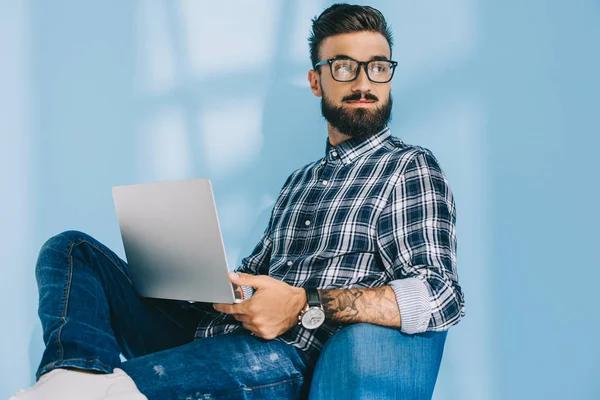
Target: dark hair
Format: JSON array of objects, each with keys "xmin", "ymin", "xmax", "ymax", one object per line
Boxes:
[{"xmin": 308, "ymin": 3, "xmax": 393, "ymax": 68}]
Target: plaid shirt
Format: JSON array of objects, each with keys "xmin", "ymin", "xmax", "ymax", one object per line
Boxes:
[{"xmin": 194, "ymin": 128, "xmax": 465, "ymax": 362}]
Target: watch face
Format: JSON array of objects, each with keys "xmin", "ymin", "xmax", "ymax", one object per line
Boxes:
[{"xmin": 301, "ymin": 307, "xmax": 325, "ymax": 330}]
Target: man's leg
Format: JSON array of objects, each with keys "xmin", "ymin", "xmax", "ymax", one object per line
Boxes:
[
  {"xmin": 35, "ymin": 230, "xmax": 207, "ymax": 379},
  {"xmin": 308, "ymin": 323, "xmax": 447, "ymax": 400},
  {"xmin": 121, "ymin": 332, "xmax": 311, "ymax": 400}
]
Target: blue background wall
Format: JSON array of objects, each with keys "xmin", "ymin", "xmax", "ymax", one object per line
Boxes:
[{"xmin": 1, "ymin": 1, "xmax": 598, "ymax": 399}]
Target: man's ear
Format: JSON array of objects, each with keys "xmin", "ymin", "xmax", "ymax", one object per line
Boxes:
[{"xmin": 308, "ymin": 70, "xmax": 322, "ymax": 97}]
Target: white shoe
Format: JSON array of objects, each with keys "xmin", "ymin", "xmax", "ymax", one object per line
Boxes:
[{"xmin": 9, "ymin": 368, "xmax": 148, "ymax": 400}]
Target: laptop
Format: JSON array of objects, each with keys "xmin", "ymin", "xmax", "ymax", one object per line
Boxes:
[{"xmin": 112, "ymin": 178, "xmax": 241, "ymax": 304}]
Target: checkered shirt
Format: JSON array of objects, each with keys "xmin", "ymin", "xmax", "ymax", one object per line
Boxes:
[{"xmin": 194, "ymin": 128, "xmax": 465, "ymax": 363}]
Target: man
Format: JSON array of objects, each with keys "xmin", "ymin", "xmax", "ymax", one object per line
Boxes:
[{"xmin": 11, "ymin": 3, "xmax": 464, "ymax": 400}]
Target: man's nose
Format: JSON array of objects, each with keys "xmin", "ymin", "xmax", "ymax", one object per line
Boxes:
[{"xmin": 350, "ymin": 65, "xmax": 372, "ymax": 93}]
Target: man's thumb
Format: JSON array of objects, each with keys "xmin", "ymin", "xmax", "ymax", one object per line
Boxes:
[{"xmin": 229, "ymin": 272, "xmax": 265, "ymax": 288}]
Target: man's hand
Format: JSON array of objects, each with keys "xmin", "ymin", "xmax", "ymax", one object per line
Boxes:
[{"xmin": 213, "ymin": 272, "xmax": 307, "ymax": 340}]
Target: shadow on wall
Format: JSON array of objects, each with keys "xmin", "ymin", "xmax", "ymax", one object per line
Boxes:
[{"xmin": 233, "ymin": 80, "xmax": 326, "ymax": 258}]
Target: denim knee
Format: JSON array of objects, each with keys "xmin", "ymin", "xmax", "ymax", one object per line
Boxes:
[
  {"xmin": 40, "ymin": 230, "xmax": 93, "ymax": 253},
  {"xmin": 321, "ymin": 323, "xmax": 397, "ymax": 375},
  {"xmin": 36, "ymin": 230, "xmax": 96, "ymax": 272},
  {"xmin": 310, "ymin": 323, "xmax": 446, "ymax": 399}
]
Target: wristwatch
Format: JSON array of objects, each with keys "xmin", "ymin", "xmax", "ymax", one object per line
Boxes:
[{"xmin": 298, "ymin": 288, "xmax": 326, "ymax": 330}]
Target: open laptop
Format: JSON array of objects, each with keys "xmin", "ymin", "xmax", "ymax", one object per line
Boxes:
[{"xmin": 112, "ymin": 178, "xmax": 241, "ymax": 304}]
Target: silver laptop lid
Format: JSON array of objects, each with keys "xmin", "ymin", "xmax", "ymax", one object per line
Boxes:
[{"xmin": 112, "ymin": 178, "xmax": 236, "ymax": 303}]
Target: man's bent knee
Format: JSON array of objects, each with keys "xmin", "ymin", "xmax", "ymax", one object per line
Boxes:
[
  {"xmin": 37, "ymin": 230, "xmax": 98, "ymax": 271},
  {"xmin": 40, "ymin": 230, "xmax": 95, "ymax": 252},
  {"xmin": 319, "ymin": 323, "xmax": 398, "ymax": 373},
  {"xmin": 311, "ymin": 323, "xmax": 446, "ymax": 398}
]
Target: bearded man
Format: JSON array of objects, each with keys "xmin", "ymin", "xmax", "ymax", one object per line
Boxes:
[{"xmin": 12, "ymin": 4, "xmax": 464, "ymax": 400}]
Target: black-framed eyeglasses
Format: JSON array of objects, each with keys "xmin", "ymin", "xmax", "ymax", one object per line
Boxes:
[{"xmin": 314, "ymin": 57, "xmax": 398, "ymax": 83}]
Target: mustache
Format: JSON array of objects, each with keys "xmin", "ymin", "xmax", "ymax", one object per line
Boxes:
[{"xmin": 342, "ymin": 92, "xmax": 379, "ymax": 102}]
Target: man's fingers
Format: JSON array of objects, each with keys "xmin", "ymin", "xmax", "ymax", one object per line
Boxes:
[
  {"xmin": 232, "ymin": 313, "xmax": 252, "ymax": 323},
  {"xmin": 213, "ymin": 303, "xmax": 237, "ymax": 314},
  {"xmin": 214, "ymin": 297, "xmax": 257, "ymax": 315}
]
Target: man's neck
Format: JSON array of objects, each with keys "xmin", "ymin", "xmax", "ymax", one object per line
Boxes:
[{"xmin": 327, "ymin": 124, "xmax": 351, "ymax": 147}]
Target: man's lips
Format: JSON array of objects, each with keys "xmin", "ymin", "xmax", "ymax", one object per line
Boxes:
[{"xmin": 345, "ymin": 99, "xmax": 376, "ymax": 107}]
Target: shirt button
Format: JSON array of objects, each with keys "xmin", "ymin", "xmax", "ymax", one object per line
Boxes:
[
  {"xmin": 305, "ymin": 220, "xmax": 311, "ymax": 226},
  {"xmin": 332, "ymin": 151, "xmax": 338, "ymax": 157},
  {"xmin": 322, "ymin": 180, "xmax": 328, "ymax": 185},
  {"xmin": 286, "ymin": 261, "xmax": 293, "ymax": 266}
]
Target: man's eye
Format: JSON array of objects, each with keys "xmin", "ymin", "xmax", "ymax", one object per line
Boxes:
[
  {"xmin": 370, "ymin": 63, "xmax": 388, "ymax": 73},
  {"xmin": 335, "ymin": 64, "xmax": 353, "ymax": 73}
]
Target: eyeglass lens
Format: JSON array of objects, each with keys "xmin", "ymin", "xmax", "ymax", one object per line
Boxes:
[{"xmin": 331, "ymin": 59, "xmax": 394, "ymax": 82}]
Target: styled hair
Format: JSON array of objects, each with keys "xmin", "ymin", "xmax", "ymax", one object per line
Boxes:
[{"xmin": 308, "ymin": 3, "xmax": 393, "ymax": 68}]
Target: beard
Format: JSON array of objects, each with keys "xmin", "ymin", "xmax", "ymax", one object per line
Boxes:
[{"xmin": 320, "ymin": 90, "xmax": 393, "ymax": 139}]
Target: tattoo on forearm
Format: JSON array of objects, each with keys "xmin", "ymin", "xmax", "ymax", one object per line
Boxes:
[{"xmin": 319, "ymin": 286, "xmax": 401, "ymax": 327}]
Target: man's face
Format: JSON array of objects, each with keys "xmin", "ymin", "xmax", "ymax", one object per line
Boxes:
[{"xmin": 309, "ymin": 31, "xmax": 393, "ymax": 139}]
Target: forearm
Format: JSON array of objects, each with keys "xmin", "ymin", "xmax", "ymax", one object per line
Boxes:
[{"xmin": 318, "ymin": 286, "xmax": 402, "ymax": 327}]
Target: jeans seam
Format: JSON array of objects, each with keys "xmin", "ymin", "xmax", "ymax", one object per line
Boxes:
[
  {"xmin": 54, "ymin": 240, "xmax": 78, "ymax": 363},
  {"xmin": 72, "ymin": 238, "xmax": 134, "ymax": 286},
  {"xmin": 54, "ymin": 237, "xmax": 133, "ymax": 367},
  {"xmin": 40, "ymin": 357, "xmax": 113, "ymax": 377}
]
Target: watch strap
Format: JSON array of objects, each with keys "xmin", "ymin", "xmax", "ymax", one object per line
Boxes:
[{"xmin": 304, "ymin": 287, "xmax": 321, "ymax": 307}]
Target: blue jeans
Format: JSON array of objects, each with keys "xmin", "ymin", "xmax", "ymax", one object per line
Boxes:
[
  {"xmin": 308, "ymin": 324, "xmax": 447, "ymax": 399},
  {"xmin": 35, "ymin": 230, "xmax": 446, "ymax": 399}
]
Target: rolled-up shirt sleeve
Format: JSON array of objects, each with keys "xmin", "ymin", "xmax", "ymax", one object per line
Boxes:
[{"xmin": 377, "ymin": 150, "xmax": 465, "ymax": 334}]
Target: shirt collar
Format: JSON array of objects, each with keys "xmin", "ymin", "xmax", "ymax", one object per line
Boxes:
[{"xmin": 324, "ymin": 127, "xmax": 392, "ymax": 165}]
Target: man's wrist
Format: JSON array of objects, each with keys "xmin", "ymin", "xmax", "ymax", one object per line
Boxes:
[
  {"xmin": 298, "ymin": 287, "xmax": 326, "ymax": 329},
  {"xmin": 296, "ymin": 287, "xmax": 308, "ymax": 316}
]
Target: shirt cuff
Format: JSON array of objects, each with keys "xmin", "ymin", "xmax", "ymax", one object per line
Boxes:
[{"xmin": 389, "ymin": 278, "xmax": 431, "ymax": 334}]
